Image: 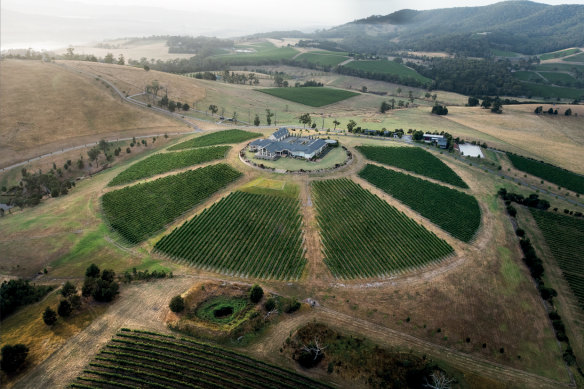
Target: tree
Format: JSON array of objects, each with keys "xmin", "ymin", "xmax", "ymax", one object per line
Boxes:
[
  {"xmin": 565, "ymin": 108, "xmax": 572, "ymax": 116},
  {"xmin": 431, "ymin": 105, "xmax": 448, "ymax": 115},
  {"xmin": 208, "ymin": 104, "xmax": 218, "ymax": 116},
  {"xmin": 117, "ymin": 54, "xmax": 125, "ymax": 65},
  {"xmin": 408, "ymin": 90, "xmax": 414, "ymax": 103},
  {"xmin": 380, "ymin": 101, "xmax": 390, "ymax": 113},
  {"xmin": 491, "ymin": 100, "xmax": 503, "ymax": 114},
  {"xmin": 467, "ymin": 97, "xmax": 479, "ymax": 107},
  {"xmin": 65, "ymin": 47, "xmax": 75, "ymax": 59},
  {"xmin": 86, "ymin": 263, "xmax": 100, "ymax": 278},
  {"xmin": 104, "ymin": 53, "xmax": 114, "ymax": 64},
  {"xmin": 144, "ymin": 65, "xmax": 150, "ymax": 71},
  {"xmin": 426, "ymin": 371, "xmax": 454, "ymax": 389},
  {"xmin": 57, "ymin": 299, "xmax": 72, "ymax": 317},
  {"xmin": 265, "ymin": 109, "xmax": 274, "ymax": 125},
  {"xmin": 534, "ymin": 106, "xmax": 543, "ymax": 114},
  {"xmin": 298, "ymin": 338, "xmax": 326, "ymax": 368},
  {"xmin": 346, "ymin": 120, "xmax": 357, "ymax": 132},
  {"xmin": 61, "ymin": 281, "xmax": 76, "ymax": 298},
  {"xmin": 249, "ymin": 284, "xmax": 264, "ymax": 303},
  {"xmin": 481, "ymin": 97, "xmax": 492, "ymax": 109},
  {"xmin": 169, "ymin": 295, "xmax": 185, "ymax": 313},
  {"xmin": 390, "ymin": 98, "xmax": 396, "ymax": 109},
  {"xmin": 299, "ymin": 113, "xmax": 311, "ymax": 129},
  {"xmin": 92, "ymin": 279, "xmax": 119, "ymax": 302},
  {"xmin": 87, "ymin": 147, "xmax": 100, "ymax": 167},
  {"xmin": 254, "ymin": 114, "xmax": 260, "ymax": 126},
  {"xmin": 1, "ymin": 344, "xmax": 29, "ymax": 373},
  {"xmin": 98, "ymin": 139, "xmax": 109, "ymax": 153},
  {"xmin": 42, "ymin": 306, "xmax": 57, "ymax": 325},
  {"xmin": 361, "ymin": 86, "xmax": 368, "ymax": 93},
  {"xmin": 101, "ymin": 269, "xmax": 115, "ymax": 282},
  {"xmin": 182, "ymin": 103, "xmax": 190, "ymax": 111},
  {"xmin": 232, "ymin": 111, "xmax": 238, "ymax": 124},
  {"xmin": 396, "ymin": 87, "xmax": 402, "ymax": 96},
  {"xmin": 333, "ymin": 120, "xmax": 340, "ymax": 130},
  {"xmin": 168, "ymin": 100, "xmax": 176, "ymax": 112},
  {"xmin": 432, "ymin": 94, "xmax": 438, "ymax": 102}
]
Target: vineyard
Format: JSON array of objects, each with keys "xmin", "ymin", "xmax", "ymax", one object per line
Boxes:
[
  {"xmin": 356, "ymin": 146, "xmax": 468, "ymax": 188},
  {"xmin": 109, "ymin": 146, "xmax": 230, "ymax": 186},
  {"xmin": 102, "ymin": 164, "xmax": 242, "ymax": 243},
  {"xmin": 154, "ymin": 191, "xmax": 306, "ymax": 280},
  {"xmin": 72, "ymin": 329, "xmax": 330, "ymax": 389},
  {"xmin": 169, "ymin": 129, "xmax": 262, "ymax": 151},
  {"xmin": 257, "ymin": 87, "xmax": 359, "ymax": 107},
  {"xmin": 530, "ymin": 209, "xmax": 584, "ymax": 310},
  {"xmin": 312, "ymin": 179, "xmax": 454, "ymax": 279},
  {"xmin": 507, "ymin": 153, "xmax": 584, "ymax": 194},
  {"xmin": 359, "ymin": 164, "xmax": 481, "ymax": 242}
]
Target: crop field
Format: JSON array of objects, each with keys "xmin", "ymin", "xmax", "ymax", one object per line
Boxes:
[
  {"xmin": 359, "ymin": 164, "xmax": 481, "ymax": 242},
  {"xmin": 257, "ymin": 87, "xmax": 359, "ymax": 107},
  {"xmin": 340, "ymin": 60, "xmax": 432, "ymax": 85},
  {"xmin": 102, "ymin": 164, "xmax": 242, "ymax": 243},
  {"xmin": 507, "ymin": 153, "xmax": 584, "ymax": 194},
  {"xmin": 154, "ymin": 191, "xmax": 306, "ymax": 280},
  {"xmin": 73, "ymin": 329, "xmax": 330, "ymax": 389},
  {"xmin": 312, "ymin": 179, "xmax": 454, "ymax": 279},
  {"xmin": 512, "ymin": 71, "xmax": 542, "ymax": 82},
  {"xmin": 491, "ymin": 49, "xmax": 521, "ymax": 57},
  {"xmin": 520, "ymin": 82, "xmax": 584, "ymax": 99},
  {"xmin": 108, "ymin": 146, "xmax": 230, "ymax": 186},
  {"xmin": 565, "ymin": 52, "xmax": 584, "ymax": 62},
  {"xmin": 535, "ymin": 63, "xmax": 584, "ymax": 72},
  {"xmin": 169, "ymin": 129, "xmax": 262, "ymax": 151},
  {"xmin": 209, "ymin": 43, "xmax": 299, "ymax": 66},
  {"xmin": 530, "ymin": 210, "xmax": 584, "ymax": 310},
  {"xmin": 540, "ymin": 48, "xmax": 581, "ymax": 60},
  {"xmin": 294, "ymin": 53, "xmax": 348, "ymax": 67},
  {"xmin": 356, "ymin": 146, "xmax": 468, "ymax": 188},
  {"xmin": 540, "ymin": 72, "xmax": 579, "ymax": 85}
]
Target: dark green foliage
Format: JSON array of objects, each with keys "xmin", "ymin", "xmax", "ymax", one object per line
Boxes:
[
  {"xmin": 109, "ymin": 146, "xmax": 230, "ymax": 186},
  {"xmin": 264, "ymin": 298, "xmax": 276, "ymax": 312},
  {"xmin": 86, "ymin": 264, "xmax": 100, "ymax": 278},
  {"xmin": 169, "ymin": 295, "xmax": 185, "ymax": 313},
  {"xmin": 69, "ymin": 294, "xmax": 82, "ymax": 310},
  {"xmin": 359, "ymin": 164, "xmax": 481, "ymax": 242},
  {"xmin": 92, "ymin": 279, "xmax": 119, "ymax": 302},
  {"xmin": 1, "ymin": 344, "xmax": 29, "ymax": 373},
  {"xmin": 257, "ymin": 87, "xmax": 359, "ymax": 107},
  {"xmin": 356, "ymin": 146, "xmax": 468, "ymax": 188},
  {"xmin": 58, "ymin": 299, "xmax": 72, "ymax": 317},
  {"xmin": 101, "ymin": 269, "xmax": 116, "ymax": 282},
  {"xmin": 281, "ymin": 297, "xmax": 301, "ymax": 314},
  {"xmin": 338, "ymin": 60, "xmax": 431, "ymax": 87},
  {"xmin": 506, "ymin": 205, "xmax": 517, "ymax": 217},
  {"xmin": 154, "ymin": 191, "xmax": 306, "ymax": 280},
  {"xmin": 249, "ymin": 285, "xmax": 264, "ymax": 303},
  {"xmin": 102, "ymin": 164, "xmax": 242, "ymax": 243},
  {"xmin": 507, "ymin": 153, "xmax": 584, "ymax": 194},
  {"xmin": 531, "ymin": 209, "xmax": 584, "ymax": 310},
  {"xmin": 168, "ymin": 130, "xmax": 261, "ymax": 151},
  {"xmin": 312, "ymin": 179, "xmax": 453, "ymax": 278},
  {"xmin": 467, "ymin": 97, "xmax": 479, "ymax": 106},
  {"xmin": 43, "ymin": 306, "xmax": 57, "ymax": 325},
  {"xmin": 431, "ymin": 105, "xmax": 448, "ymax": 115},
  {"xmin": 0, "ymin": 280, "xmax": 54, "ymax": 320},
  {"xmin": 61, "ymin": 281, "xmax": 76, "ymax": 298}
]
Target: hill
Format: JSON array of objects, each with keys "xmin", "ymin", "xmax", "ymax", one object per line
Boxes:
[{"xmin": 0, "ymin": 60, "xmax": 189, "ymax": 168}]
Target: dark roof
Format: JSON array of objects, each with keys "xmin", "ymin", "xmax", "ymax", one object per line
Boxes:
[{"xmin": 272, "ymin": 127, "xmax": 289, "ymax": 139}]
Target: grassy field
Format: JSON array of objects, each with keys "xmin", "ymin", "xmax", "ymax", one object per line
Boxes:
[
  {"xmin": 506, "ymin": 153, "xmax": 584, "ymax": 194},
  {"xmin": 341, "ymin": 60, "xmax": 432, "ymax": 85},
  {"xmin": 294, "ymin": 53, "xmax": 348, "ymax": 67},
  {"xmin": 169, "ymin": 129, "xmax": 262, "ymax": 150},
  {"xmin": 565, "ymin": 52, "xmax": 584, "ymax": 62},
  {"xmin": 540, "ymin": 48, "xmax": 581, "ymax": 60},
  {"xmin": 535, "ymin": 63, "xmax": 584, "ymax": 72},
  {"xmin": 0, "ymin": 60, "xmax": 186, "ymax": 168},
  {"xmin": 257, "ymin": 87, "xmax": 359, "ymax": 107},
  {"xmin": 521, "ymin": 82, "xmax": 584, "ymax": 99},
  {"xmin": 74, "ymin": 329, "xmax": 330, "ymax": 389},
  {"xmin": 209, "ymin": 42, "xmax": 299, "ymax": 66},
  {"xmin": 245, "ymin": 146, "xmax": 347, "ymax": 171},
  {"xmin": 539, "ymin": 72, "xmax": 579, "ymax": 85},
  {"xmin": 356, "ymin": 146, "xmax": 468, "ymax": 188},
  {"xmin": 359, "ymin": 164, "xmax": 481, "ymax": 242},
  {"xmin": 102, "ymin": 164, "xmax": 242, "ymax": 243},
  {"xmin": 492, "ymin": 49, "xmax": 522, "ymax": 57},
  {"xmin": 531, "ymin": 210, "xmax": 584, "ymax": 310},
  {"xmin": 512, "ymin": 71, "xmax": 542, "ymax": 82},
  {"xmin": 154, "ymin": 190, "xmax": 306, "ymax": 280},
  {"xmin": 312, "ymin": 179, "xmax": 454, "ymax": 279}
]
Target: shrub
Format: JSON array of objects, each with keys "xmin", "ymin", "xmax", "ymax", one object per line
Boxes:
[
  {"xmin": 61, "ymin": 281, "xmax": 76, "ymax": 298},
  {"xmin": 169, "ymin": 295, "xmax": 185, "ymax": 313},
  {"xmin": 249, "ymin": 284, "xmax": 264, "ymax": 303},
  {"xmin": 69, "ymin": 294, "xmax": 82, "ymax": 310},
  {"xmin": 85, "ymin": 264, "xmax": 100, "ymax": 278},
  {"xmin": 1, "ymin": 344, "xmax": 29, "ymax": 373},
  {"xmin": 282, "ymin": 297, "xmax": 301, "ymax": 313},
  {"xmin": 42, "ymin": 306, "xmax": 57, "ymax": 325},
  {"xmin": 264, "ymin": 298, "xmax": 276, "ymax": 312},
  {"xmin": 57, "ymin": 299, "xmax": 72, "ymax": 317}
]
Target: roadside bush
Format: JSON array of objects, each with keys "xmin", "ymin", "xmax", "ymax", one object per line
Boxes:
[
  {"xmin": 249, "ymin": 284, "xmax": 264, "ymax": 303},
  {"xmin": 169, "ymin": 295, "xmax": 185, "ymax": 313},
  {"xmin": 1, "ymin": 344, "xmax": 29, "ymax": 373}
]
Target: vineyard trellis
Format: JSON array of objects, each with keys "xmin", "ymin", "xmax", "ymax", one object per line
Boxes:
[
  {"xmin": 530, "ymin": 209, "xmax": 584, "ymax": 310},
  {"xmin": 154, "ymin": 191, "xmax": 306, "ymax": 280},
  {"xmin": 312, "ymin": 179, "xmax": 454, "ymax": 279},
  {"xmin": 109, "ymin": 146, "xmax": 230, "ymax": 186},
  {"xmin": 73, "ymin": 329, "xmax": 331, "ymax": 389},
  {"xmin": 356, "ymin": 145, "xmax": 468, "ymax": 188},
  {"xmin": 169, "ymin": 129, "xmax": 262, "ymax": 151},
  {"xmin": 102, "ymin": 164, "xmax": 242, "ymax": 244},
  {"xmin": 359, "ymin": 164, "xmax": 481, "ymax": 242}
]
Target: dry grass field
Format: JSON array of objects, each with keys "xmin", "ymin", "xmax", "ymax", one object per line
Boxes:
[
  {"xmin": 63, "ymin": 60, "xmax": 206, "ymax": 104},
  {"xmin": 0, "ymin": 60, "xmax": 189, "ymax": 167}
]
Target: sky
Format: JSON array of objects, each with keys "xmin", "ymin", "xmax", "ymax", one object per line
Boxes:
[{"xmin": 2, "ymin": 0, "xmax": 584, "ymax": 49}]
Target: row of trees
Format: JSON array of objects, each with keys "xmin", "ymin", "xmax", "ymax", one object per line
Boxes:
[{"xmin": 534, "ymin": 106, "xmax": 575, "ymax": 116}]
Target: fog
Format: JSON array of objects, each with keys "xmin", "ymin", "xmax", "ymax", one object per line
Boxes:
[{"xmin": 2, "ymin": 0, "xmax": 583, "ymax": 50}]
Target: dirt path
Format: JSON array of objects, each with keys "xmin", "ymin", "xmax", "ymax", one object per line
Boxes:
[
  {"xmin": 251, "ymin": 308, "xmax": 571, "ymax": 389},
  {"xmin": 13, "ymin": 277, "xmax": 195, "ymax": 389},
  {"xmin": 338, "ymin": 58, "xmax": 354, "ymax": 66}
]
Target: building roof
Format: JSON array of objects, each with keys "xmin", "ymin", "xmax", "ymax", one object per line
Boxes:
[
  {"xmin": 423, "ymin": 134, "xmax": 444, "ymax": 139},
  {"xmin": 271, "ymin": 127, "xmax": 289, "ymax": 140},
  {"xmin": 250, "ymin": 139, "xmax": 272, "ymax": 147}
]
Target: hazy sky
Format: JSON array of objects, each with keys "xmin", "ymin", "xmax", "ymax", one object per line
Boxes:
[{"xmin": 2, "ymin": 0, "xmax": 584, "ymax": 49}]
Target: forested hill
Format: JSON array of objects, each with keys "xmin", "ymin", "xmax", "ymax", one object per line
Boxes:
[{"xmin": 318, "ymin": 1, "xmax": 584, "ymax": 56}]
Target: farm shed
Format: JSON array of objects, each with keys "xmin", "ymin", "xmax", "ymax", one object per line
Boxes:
[
  {"xmin": 458, "ymin": 144, "xmax": 484, "ymax": 158},
  {"xmin": 423, "ymin": 134, "xmax": 448, "ymax": 148}
]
